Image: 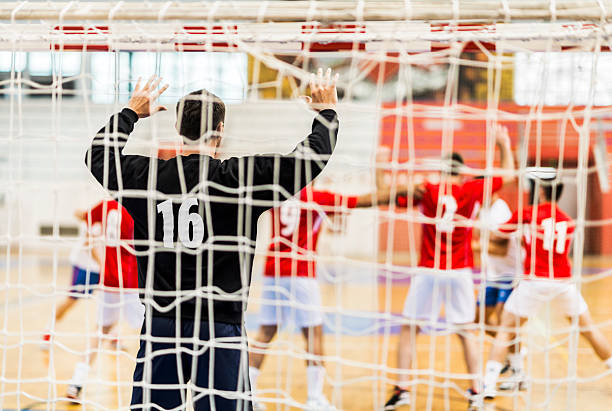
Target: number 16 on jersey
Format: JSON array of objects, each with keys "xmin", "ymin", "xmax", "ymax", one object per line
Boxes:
[{"xmin": 157, "ymin": 198, "xmax": 205, "ymax": 248}]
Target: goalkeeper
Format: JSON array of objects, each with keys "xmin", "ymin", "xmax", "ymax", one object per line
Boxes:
[{"xmin": 85, "ymin": 69, "xmax": 339, "ymax": 411}]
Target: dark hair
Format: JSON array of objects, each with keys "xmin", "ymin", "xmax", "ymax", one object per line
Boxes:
[
  {"xmin": 445, "ymin": 152, "xmax": 464, "ymax": 176},
  {"xmin": 529, "ymin": 178, "xmax": 564, "ymax": 204},
  {"xmin": 176, "ymin": 89, "xmax": 225, "ymax": 141}
]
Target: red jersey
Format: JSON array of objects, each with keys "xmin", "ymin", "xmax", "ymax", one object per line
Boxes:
[
  {"xmin": 88, "ymin": 200, "xmax": 139, "ymax": 289},
  {"xmin": 398, "ymin": 177, "xmax": 503, "ymax": 270},
  {"xmin": 500, "ymin": 203, "xmax": 574, "ymax": 279},
  {"xmin": 264, "ymin": 188, "xmax": 358, "ymax": 278}
]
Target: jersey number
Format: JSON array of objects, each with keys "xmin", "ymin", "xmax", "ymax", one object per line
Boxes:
[
  {"xmin": 541, "ymin": 218, "xmax": 568, "ymax": 254},
  {"xmin": 436, "ymin": 195, "xmax": 458, "ymax": 233},
  {"xmin": 279, "ymin": 200, "xmax": 300, "ymax": 236},
  {"xmin": 157, "ymin": 198, "xmax": 204, "ymax": 248},
  {"xmin": 105, "ymin": 209, "xmax": 120, "ymax": 246}
]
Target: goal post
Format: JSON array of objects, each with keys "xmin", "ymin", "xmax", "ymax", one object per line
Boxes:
[{"xmin": 3, "ymin": 1, "xmax": 612, "ymax": 22}]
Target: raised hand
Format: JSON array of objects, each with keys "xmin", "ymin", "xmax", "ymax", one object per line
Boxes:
[
  {"xmin": 305, "ymin": 68, "xmax": 339, "ymax": 112},
  {"xmin": 495, "ymin": 124, "xmax": 511, "ymax": 147},
  {"xmin": 494, "ymin": 124, "xmax": 515, "ymax": 183},
  {"xmin": 127, "ymin": 75, "xmax": 169, "ymax": 118}
]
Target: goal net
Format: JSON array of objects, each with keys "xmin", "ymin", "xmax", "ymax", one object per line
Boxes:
[{"xmin": 1, "ymin": 1, "xmax": 611, "ymax": 410}]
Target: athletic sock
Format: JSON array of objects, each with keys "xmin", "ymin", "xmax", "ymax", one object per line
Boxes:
[
  {"xmin": 397, "ymin": 382, "xmax": 410, "ymax": 392},
  {"xmin": 70, "ymin": 362, "xmax": 90, "ymax": 387},
  {"xmin": 604, "ymin": 357, "xmax": 612, "ymax": 369},
  {"xmin": 306, "ymin": 365, "xmax": 325, "ymax": 401},
  {"xmin": 45, "ymin": 319, "xmax": 53, "ymax": 332},
  {"xmin": 484, "ymin": 360, "xmax": 504, "ymax": 391},
  {"xmin": 507, "ymin": 353, "xmax": 524, "ymax": 373},
  {"xmin": 249, "ymin": 366, "xmax": 261, "ymax": 392}
]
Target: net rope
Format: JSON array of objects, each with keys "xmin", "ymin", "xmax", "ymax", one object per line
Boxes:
[{"xmin": 1, "ymin": 2, "xmax": 612, "ymax": 411}]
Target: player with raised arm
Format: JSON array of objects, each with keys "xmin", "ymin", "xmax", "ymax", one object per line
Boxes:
[
  {"xmin": 249, "ymin": 178, "xmax": 405, "ymax": 411},
  {"xmin": 41, "ymin": 210, "xmax": 101, "ymax": 349},
  {"xmin": 473, "ymin": 192, "xmax": 525, "ymax": 390},
  {"xmin": 384, "ymin": 125, "xmax": 515, "ymax": 410},
  {"xmin": 482, "ymin": 168, "xmax": 612, "ymax": 399},
  {"xmin": 85, "ymin": 69, "xmax": 339, "ymax": 410},
  {"xmin": 67, "ymin": 199, "xmax": 144, "ymax": 400}
]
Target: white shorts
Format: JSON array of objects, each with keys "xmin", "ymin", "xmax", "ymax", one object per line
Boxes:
[
  {"xmin": 504, "ymin": 280, "xmax": 588, "ymax": 318},
  {"xmin": 403, "ymin": 268, "xmax": 475, "ymax": 325},
  {"xmin": 259, "ymin": 276, "xmax": 323, "ymax": 329},
  {"xmin": 97, "ymin": 290, "xmax": 145, "ymax": 329}
]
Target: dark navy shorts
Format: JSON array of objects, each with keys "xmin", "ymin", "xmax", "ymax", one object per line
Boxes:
[
  {"xmin": 69, "ymin": 266, "xmax": 100, "ymax": 298},
  {"xmin": 131, "ymin": 316, "xmax": 252, "ymax": 411},
  {"xmin": 480, "ymin": 280, "xmax": 514, "ymax": 307}
]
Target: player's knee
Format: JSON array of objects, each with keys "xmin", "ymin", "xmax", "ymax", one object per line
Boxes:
[
  {"xmin": 259, "ymin": 325, "xmax": 278, "ymax": 341},
  {"xmin": 576, "ymin": 309, "xmax": 594, "ymax": 327},
  {"xmin": 575, "ymin": 317, "xmax": 596, "ymax": 338},
  {"xmin": 499, "ymin": 309, "xmax": 517, "ymax": 327},
  {"xmin": 455, "ymin": 327, "xmax": 475, "ymax": 342},
  {"xmin": 304, "ymin": 324, "xmax": 323, "ymax": 338},
  {"xmin": 400, "ymin": 323, "xmax": 420, "ymax": 337}
]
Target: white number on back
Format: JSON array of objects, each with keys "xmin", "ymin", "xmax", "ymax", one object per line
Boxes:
[
  {"xmin": 541, "ymin": 218, "xmax": 568, "ymax": 254},
  {"xmin": 157, "ymin": 198, "xmax": 205, "ymax": 248},
  {"xmin": 280, "ymin": 200, "xmax": 300, "ymax": 237},
  {"xmin": 436, "ymin": 195, "xmax": 458, "ymax": 233},
  {"xmin": 105, "ymin": 209, "xmax": 120, "ymax": 246}
]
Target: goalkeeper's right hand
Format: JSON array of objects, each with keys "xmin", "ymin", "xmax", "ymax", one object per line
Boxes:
[{"xmin": 307, "ymin": 68, "xmax": 339, "ymax": 112}]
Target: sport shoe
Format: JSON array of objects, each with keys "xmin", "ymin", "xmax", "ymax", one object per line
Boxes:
[
  {"xmin": 482, "ymin": 383, "xmax": 496, "ymax": 400},
  {"xmin": 66, "ymin": 384, "xmax": 82, "ymax": 401},
  {"xmin": 305, "ymin": 396, "xmax": 338, "ymax": 411},
  {"xmin": 384, "ymin": 387, "xmax": 410, "ymax": 410},
  {"xmin": 253, "ymin": 399, "xmax": 266, "ymax": 411},
  {"xmin": 67, "ymin": 362, "xmax": 89, "ymax": 402},
  {"xmin": 467, "ymin": 388, "xmax": 483, "ymax": 410},
  {"xmin": 499, "ymin": 368, "xmax": 527, "ymax": 391}
]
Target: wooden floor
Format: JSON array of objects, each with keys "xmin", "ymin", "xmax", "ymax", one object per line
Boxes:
[{"xmin": 1, "ymin": 255, "xmax": 612, "ymax": 411}]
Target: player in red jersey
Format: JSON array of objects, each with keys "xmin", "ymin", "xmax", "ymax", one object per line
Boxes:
[
  {"xmin": 384, "ymin": 125, "xmax": 515, "ymax": 410},
  {"xmin": 40, "ymin": 210, "xmax": 101, "ymax": 349},
  {"xmin": 67, "ymin": 199, "xmax": 144, "ymax": 400},
  {"xmin": 249, "ymin": 178, "xmax": 402, "ymax": 411},
  {"xmin": 483, "ymin": 168, "xmax": 612, "ymax": 398}
]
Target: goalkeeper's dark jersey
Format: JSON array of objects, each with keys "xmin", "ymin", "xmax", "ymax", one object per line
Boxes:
[{"xmin": 85, "ymin": 107, "xmax": 338, "ymax": 324}]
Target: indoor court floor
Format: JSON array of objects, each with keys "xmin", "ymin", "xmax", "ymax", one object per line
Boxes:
[{"xmin": 1, "ymin": 253, "xmax": 612, "ymax": 411}]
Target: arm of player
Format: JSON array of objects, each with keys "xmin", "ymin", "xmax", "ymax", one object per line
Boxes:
[
  {"xmin": 473, "ymin": 228, "xmax": 508, "ymax": 256},
  {"xmin": 354, "ymin": 150, "xmax": 421, "ymax": 207},
  {"xmin": 497, "ymin": 209, "xmax": 527, "ymax": 234},
  {"xmin": 487, "ymin": 234, "xmax": 510, "ymax": 256},
  {"xmin": 214, "ymin": 69, "xmax": 339, "ymax": 203},
  {"xmin": 395, "ymin": 183, "xmax": 425, "ymax": 208},
  {"xmin": 495, "ymin": 125, "xmax": 515, "ymax": 184},
  {"xmin": 318, "ymin": 179, "xmax": 422, "ymax": 209},
  {"xmin": 85, "ymin": 76, "xmax": 169, "ymax": 192},
  {"xmin": 353, "ymin": 184, "xmax": 420, "ymax": 207}
]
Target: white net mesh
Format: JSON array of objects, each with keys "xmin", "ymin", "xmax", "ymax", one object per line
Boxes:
[{"xmin": 1, "ymin": 2, "xmax": 612, "ymax": 411}]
